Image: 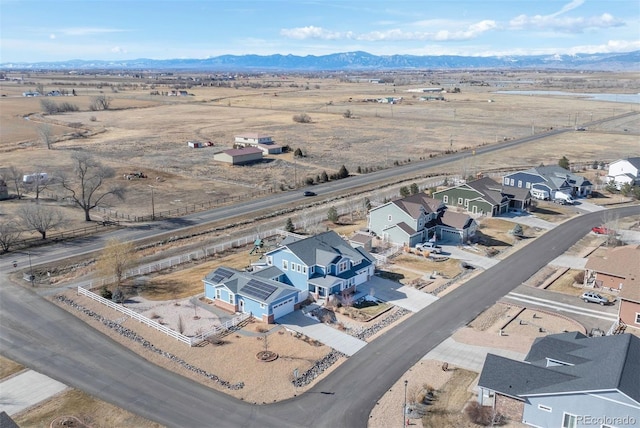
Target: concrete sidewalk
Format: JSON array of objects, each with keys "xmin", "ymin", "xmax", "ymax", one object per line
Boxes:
[
  {"xmin": 0, "ymin": 370, "xmax": 68, "ymax": 416},
  {"xmin": 422, "ymin": 337, "xmax": 526, "ymax": 372},
  {"xmin": 277, "ymin": 310, "xmax": 367, "ymax": 356}
]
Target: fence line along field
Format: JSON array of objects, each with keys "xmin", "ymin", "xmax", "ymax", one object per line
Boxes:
[{"xmin": 1, "ymin": 70, "xmax": 639, "ymax": 230}]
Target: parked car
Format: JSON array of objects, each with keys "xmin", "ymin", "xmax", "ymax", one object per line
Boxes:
[
  {"xmin": 416, "ymin": 241, "xmax": 442, "ymax": 253},
  {"xmin": 592, "ymin": 226, "xmax": 614, "ymax": 235},
  {"xmin": 303, "ymin": 191, "xmax": 317, "ymax": 197},
  {"xmin": 580, "ymin": 291, "xmax": 608, "ymax": 305}
]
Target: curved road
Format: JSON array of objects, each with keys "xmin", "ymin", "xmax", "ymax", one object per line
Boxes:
[{"xmin": 2, "ymin": 206, "xmax": 638, "ymax": 427}]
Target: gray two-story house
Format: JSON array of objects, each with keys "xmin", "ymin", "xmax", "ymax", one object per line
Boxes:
[
  {"xmin": 368, "ymin": 193, "xmax": 476, "ymax": 246},
  {"xmin": 478, "ymin": 332, "xmax": 640, "ymax": 427},
  {"xmin": 502, "ymin": 166, "xmax": 592, "ymax": 199},
  {"xmin": 432, "ymin": 176, "xmax": 514, "ymax": 216}
]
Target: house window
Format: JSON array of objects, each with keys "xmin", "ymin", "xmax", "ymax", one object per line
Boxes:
[
  {"xmin": 302, "ymin": 266, "xmax": 307, "ymax": 274},
  {"xmin": 297, "ymin": 264, "xmax": 301, "ymax": 272},
  {"xmin": 538, "ymin": 404, "xmax": 552, "ymax": 412},
  {"xmin": 229, "ymin": 295, "xmax": 234, "ymax": 304},
  {"xmin": 635, "ymin": 313, "xmax": 640, "ymax": 324},
  {"xmin": 503, "ymin": 177, "xmax": 509, "ymax": 185},
  {"xmin": 518, "ymin": 180, "xmax": 522, "ymax": 188},
  {"xmin": 464, "ymin": 199, "xmax": 469, "ymax": 208},
  {"xmin": 310, "ymin": 266, "xmax": 315, "ymax": 273},
  {"xmin": 562, "ymin": 412, "xmax": 577, "ymax": 428},
  {"xmin": 510, "ymin": 178, "xmax": 515, "ymax": 186},
  {"xmin": 443, "ymin": 195, "xmax": 448, "ymax": 203},
  {"xmin": 260, "ymin": 303, "xmax": 266, "ymax": 309},
  {"xmin": 291, "ymin": 262, "xmax": 296, "ymax": 271},
  {"xmin": 216, "ymin": 289, "xmax": 221, "ymax": 299},
  {"xmin": 388, "ymin": 214, "xmax": 392, "ymax": 222},
  {"xmin": 526, "ymin": 182, "xmax": 531, "ymax": 189},
  {"xmin": 457, "ymin": 197, "xmax": 463, "ymax": 205},
  {"xmin": 282, "ymin": 260, "xmax": 288, "ymax": 270}
]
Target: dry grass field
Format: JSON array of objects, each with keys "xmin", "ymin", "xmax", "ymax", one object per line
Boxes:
[{"xmin": 1, "ymin": 70, "xmax": 639, "ymax": 229}]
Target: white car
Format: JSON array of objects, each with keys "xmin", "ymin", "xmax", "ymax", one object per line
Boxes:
[{"xmin": 416, "ymin": 241, "xmax": 442, "ymax": 253}]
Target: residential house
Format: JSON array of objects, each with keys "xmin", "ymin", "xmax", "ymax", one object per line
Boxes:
[
  {"xmin": 234, "ymin": 133, "xmax": 283, "ymax": 154},
  {"xmin": 203, "ymin": 266, "xmax": 299, "ymax": 323},
  {"xmin": 213, "ymin": 147, "xmax": 263, "ymax": 165},
  {"xmin": 368, "ymin": 193, "xmax": 476, "ymax": 246},
  {"xmin": 432, "ymin": 177, "xmax": 512, "ymax": 217},
  {"xmin": 607, "ymin": 157, "xmax": 640, "ymax": 190},
  {"xmin": 348, "ymin": 232, "xmax": 374, "ymax": 252},
  {"xmin": 502, "ymin": 165, "xmax": 592, "ymax": 199},
  {"xmin": 262, "ymin": 230, "xmax": 376, "ymax": 303},
  {"xmin": 584, "ymin": 245, "xmax": 640, "ymax": 330},
  {"xmin": 478, "ymin": 332, "xmax": 640, "ymax": 427}
]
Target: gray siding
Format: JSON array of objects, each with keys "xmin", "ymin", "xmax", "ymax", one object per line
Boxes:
[{"xmin": 523, "ymin": 392, "xmax": 640, "ymax": 428}]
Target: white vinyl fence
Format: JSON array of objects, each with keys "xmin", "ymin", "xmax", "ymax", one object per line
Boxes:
[{"xmin": 77, "ymin": 287, "xmax": 248, "ymax": 346}]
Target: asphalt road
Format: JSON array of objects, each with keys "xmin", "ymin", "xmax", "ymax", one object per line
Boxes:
[{"xmin": 2, "ymin": 206, "xmax": 638, "ymax": 427}]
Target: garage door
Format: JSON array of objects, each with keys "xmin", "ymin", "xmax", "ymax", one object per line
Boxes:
[
  {"xmin": 272, "ymin": 297, "xmax": 295, "ymax": 320},
  {"xmin": 441, "ymin": 229, "xmax": 461, "ymax": 242}
]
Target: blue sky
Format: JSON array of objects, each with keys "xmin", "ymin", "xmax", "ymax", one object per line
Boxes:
[{"xmin": 1, "ymin": 0, "xmax": 638, "ymax": 63}]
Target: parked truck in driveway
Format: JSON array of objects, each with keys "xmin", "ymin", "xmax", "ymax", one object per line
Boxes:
[{"xmin": 553, "ymin": 190, "xmax": 574, "ymax": 205}]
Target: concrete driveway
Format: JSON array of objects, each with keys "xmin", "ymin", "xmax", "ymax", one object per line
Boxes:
[
  {"xmin": 360, "ymin": 276, "xmax": 438, "ymax": 312},
  {"xmin": 499, "ymin": 211, "xmax": 557, "ymax": 230},
  {"xmin": 0, "ymin": 370, "xmax": 68, "ymax": 416},
  {"xmin": 277, "ymin": 310, "xmax": 367, "ymax": 356},
  {"xmin": 423, "ymin": 337, "xmax": 526, "ymax": 372}
]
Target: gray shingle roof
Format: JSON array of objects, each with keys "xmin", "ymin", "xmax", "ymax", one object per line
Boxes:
[
  {"xmin": 479, "ymin": 332, "xmax": 640, "ymax": 403},
  {"xmin": 465, "ymin": 177, "xmax": 508, "ymax": 205},
  {"xmin": 392, "ymin": 193, "xmax": 442, "ymax": 218},
  {"xmin": 283, "ymin": 230, "xmax": 375, "ymax": 268}
]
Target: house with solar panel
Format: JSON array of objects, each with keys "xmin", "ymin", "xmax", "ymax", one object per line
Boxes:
[
  {"xmin": 203, "ymin": 266, "xmax": 300, "ymax": 323},
  {"xmin": 203, "ymin": 231, "xmax": 376, "ymax": 322}
]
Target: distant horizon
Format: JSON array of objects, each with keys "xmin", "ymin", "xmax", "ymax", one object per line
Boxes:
[{"xmin": 1, "ymin": 1, "xmax": 638, "ymax": 63}]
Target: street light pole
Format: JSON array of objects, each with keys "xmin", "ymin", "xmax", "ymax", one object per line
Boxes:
[
  {"xmin": 403, "ymin": 379, "xmax": 408, "ymax": 427},
  {"xmin": 148, "ymin": 185, "xmax": 155, "ymax": 220},
  {"xmin": 27, "ymin": 251, "xmax": 34, "ymax": 287}
]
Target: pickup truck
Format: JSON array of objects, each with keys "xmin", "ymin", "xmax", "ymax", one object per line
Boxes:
[{"xmin": 415, "ymin": 242, "xmax": 442, "ymax": 253}]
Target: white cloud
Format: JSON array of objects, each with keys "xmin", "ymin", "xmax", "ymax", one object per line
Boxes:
[
  {"xmin": 279, "ymin": 26, "xmax": 344, "ymax": 40},
  {"xmin": 59, "ymin": 27, "xmax": 126, "ymax": 36},
  {"xmin": 509, "ymin": 0, "xmax": 624, "ymax": 32},
  {"xmin": 110, "ymin": 46, "xmax": 127, "ymax": 54},
  {"xmin": 281, "ymin": 20, "xmax": 496, "ymax": 42}
]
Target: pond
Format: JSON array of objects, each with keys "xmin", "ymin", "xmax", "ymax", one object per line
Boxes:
[{"xmin": 494, "ymin": 90, "xmax": 640, "ymax": 104}]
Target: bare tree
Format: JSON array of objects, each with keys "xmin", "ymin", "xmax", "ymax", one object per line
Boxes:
[
  {"xmin": 37, "ymin": 123, "xmax": 54, "ymax": 149},
  {"xmin": 59, "ymin": 152, "xmax": 125, "ymax": 221},
  {"xmin": 4, "ymin": 166, "xmax": 25, "ymax": 199},
  {"xmin": 89, "ymin": 95, "xmax": 112, "ymax": 111},
  {"xmin": 0, "ymin": 222, "xmax": 22, "ymax": 253},
  {"xmin": 96, "ymin": 238, "xmax": 136, "ymax": 287},
  {"xmin": 19, "ymin": 203, "xmax": 64, "ymax": 239},
  {"xmin": 23, "ymin": 167, "xmax": 50, "ymax": 201}
]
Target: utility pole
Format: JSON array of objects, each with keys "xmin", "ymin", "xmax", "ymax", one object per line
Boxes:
[
  {"xmin": 403, "ymin": 379, "xmax": 408, "ymax": 427},
  {"xmin": 148, "ymin": 185, "xmax": 155, "ymax": 220}
]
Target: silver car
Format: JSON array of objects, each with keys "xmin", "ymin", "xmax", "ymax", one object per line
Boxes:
[{"xmin": 581, "ymin": 292, "xmax": 608, "ymax": 305}]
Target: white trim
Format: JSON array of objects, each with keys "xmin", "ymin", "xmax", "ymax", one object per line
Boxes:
[{"xmin": 562, "ymin": 412, "xmax": 577, "ymax": 428}]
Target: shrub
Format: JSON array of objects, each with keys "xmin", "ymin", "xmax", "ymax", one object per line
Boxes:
[
  {"xmin": 100, "ymin": 286, "xmax": 112, "ymax": 299},
  {"xmin": 292, "ymin": 113, "xmax": 312, "ymax": 123},
  {"xmin": 465, "ymin": 401, "xmax": 502, "ymax": 426},
  {"xmin": 327, "ymin": 206, "xmax": 339, "ymax": 223},
  {"xmin": 112, "ymin": 288, "xmax": 125, "ymax": 303},
  {"xmin": 574, "ymin": 271, "xmax": 585, "ymax": 284}
]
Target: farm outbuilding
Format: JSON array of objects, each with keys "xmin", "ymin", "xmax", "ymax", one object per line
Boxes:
[{"xmin": 213, "ymin": 147, "xmax": 263, "ymax": 165}]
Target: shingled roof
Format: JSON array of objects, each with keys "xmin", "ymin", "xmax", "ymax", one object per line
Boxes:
[
  {"xmin": 391, "ymin": 193, "xmax": 443, "ymax": 218},
  {"xmin": 479, "ymin": 332, "xmax": 640, "ymax": 403},
  {"xmin": 283, "ymin": 230, "xmax": 375, "ymax": 268}
]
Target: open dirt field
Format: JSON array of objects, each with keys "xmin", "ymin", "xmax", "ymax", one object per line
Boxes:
[{"xmin": 2, "ymin": 70, "xmax": 638, "ymax": 230}]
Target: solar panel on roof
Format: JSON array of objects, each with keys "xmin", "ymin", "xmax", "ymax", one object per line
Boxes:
[
  {"xmin": 210, "ymin": 267, "xmax": 235, "ymax": 284},
  {"xmin": 243, "ymin": 279, "xmax": 277, "ymax": 301}
]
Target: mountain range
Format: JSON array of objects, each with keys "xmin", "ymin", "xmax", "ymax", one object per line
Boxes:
[{"xmin": 1, "ymin": 50, "xmax": 638, "ymax": 72}]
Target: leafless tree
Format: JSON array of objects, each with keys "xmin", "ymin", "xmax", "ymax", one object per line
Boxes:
[
  {"xmin": 59, "ymin": 152, "xmax": 125, "ymax": 221},
  {"xmin": 0, "ymin": 222, "xmax": 22, "ymax": 253},
  {"xmin": 89, "ymin": 95, "xmax": 112, "ymax": 111},
  {"xmin": 19, "ymin": 203, "xmax": 64, "ymax": 239},
  {"xmin": 4, "ymin": 166, "xmax": 25, "ymax": 199},
  {"xmin": 37, "ymin": 123, "xmax": 54, "ymax": 149},
  {"xmin": 23, "ymin": 167, "xmax": 50, "ymax": 201},
  {"xmin": 96, "ymin": 238, "xmax": 136, "ymax": 287}
]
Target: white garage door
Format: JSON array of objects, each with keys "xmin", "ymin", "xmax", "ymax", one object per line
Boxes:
[{"xmin": 272, "ymin": 297, "xmax": 295, "ymax": 320}]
